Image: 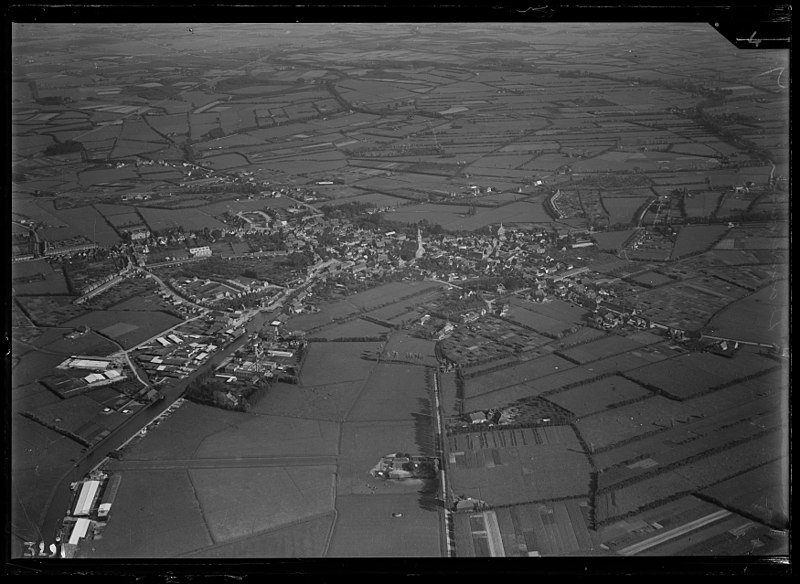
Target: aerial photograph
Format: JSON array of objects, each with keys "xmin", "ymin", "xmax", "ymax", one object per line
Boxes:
[{"xmin": 9, "ymin": 19, "xmax": 789, "ymax": 567}]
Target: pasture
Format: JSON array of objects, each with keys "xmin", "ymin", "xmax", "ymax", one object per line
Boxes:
[
  {"xmin": 193, "ymin": 414, "xmax": 340, "ymax": 458},
  {"xmin": 87, "ymin": 470, "xmax": 214, "ymax": 557},
  {"xmin": 190, "ymin": 465, "xmax": 335, "ymax": 543},
  {"xmin": 328, "ymin": 494, "xmax": 441, "ymax": 557},
  {"xmin": 181, "ymin": 512, "xmax": 334, "ymax": 558},
  {"xmin": 545, "ymin": 376, "xmax": 650, "ymax": 417},
  {"xmin": 347, "ymin": 363, "xmax": 430, "ymax": 421},
  {"xmin": 299, "ymin": 342, "xmax": 382, "ymax": 386},
  {"xmin": 250, "ymin": 380, "xmax": 365, "ymax": 421},
  {"xmin": 61, "ymin": 310, "xmax": 183, "ymax": 349}
]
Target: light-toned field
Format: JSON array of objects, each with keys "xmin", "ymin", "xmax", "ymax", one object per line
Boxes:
[
  {"xmin": 189, "ymin": 465, "xmax": 335, "ymax": 543},
  {"xmin": 86, "ymin": 470, "xmax": 214, "ymax": 557},
  {"xmin": 327, "ymin": 494, "xmax": 441, "ymax": 557}
]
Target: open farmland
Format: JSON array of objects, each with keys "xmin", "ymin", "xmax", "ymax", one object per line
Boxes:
[
  {"xmin": 454, "ymin": 499, "xmax": 601, "ymax": 556},
  {"xmin": 11, "ymin": 20, "xmax": 789, "ymax": 560},
  {"xmin": 138, "ymin": 207, "xmax": 227, "ymax": 232},
  {"xmin": 347, "ymin": 363, "xmax": 429, "ymax": 421},
  {"xmin": 558, "ymin": 333, "xmax": 659, "ymax": 364},
  {"xmin": 464, "ymin": 354, "xmax": 576, "ymax": 398},
  {"xmin": 249, "ymin": 380, "xmax": 365, "ymax": 421},
  {"xmin": 447, "ymin": 426, "xmax": 592, "ymax": 506},
  {"xmin": 180, "ymin": 513, "xmax": 335, "ymax": 558},
  {"xmin": 574, "ymin": 397, "xmax": 702, "ymax": 451},
  {"xmin": 82, "ymin": 470, "xmax": 214, "ymax": 558},
  {"xmin": 594, "ymin": 430, "xmax": 784, "ymax": 525},
  {"xmin": 700, "ymin": 458, "xmax": 789, "ymax": 528},
  {"xmin": 545, "ymin": 376, "xmax": 650, "ymax": 417},
  {"xmin": 707, "ymin": 281, "xmax": 789, "ymax": 346},
  {"xmin": 189, "ymin": 465, "xmax": 335, "ymax": 543},
  {"xmin": 299, "ymin": 342, "xmax": 381, "ymax": 386},
  {"xmin": 671, "ymin": 224, "xmax": 729, "ymax": 259},
  {"xmin": 60, "ymin": 310, "xmax": 183, "ymax": 349},
  {"xmin": 311, "ymin": 318, "xmax": 389, "ymax": 340},
  {"xmin": 623, "ymin": 350, "xmax": 779, "ymax": 401},
  {"xmin": 12, "ymin": 259, "xmax": 70, "ymax": 295}
]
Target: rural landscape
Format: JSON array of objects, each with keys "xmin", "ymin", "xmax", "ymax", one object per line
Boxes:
[{"xmin": 10, "ymin": 20, "xmax": 789, "ymax": 565}]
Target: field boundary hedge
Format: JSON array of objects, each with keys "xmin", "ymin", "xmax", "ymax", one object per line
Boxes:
[{"xmin": 19, "ymin": 411, "xmax": 91, "ymax": 447}]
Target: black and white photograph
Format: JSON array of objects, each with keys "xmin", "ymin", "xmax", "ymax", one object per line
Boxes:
[{"xmin": 7, "ymin": 6, "xmax": 790, "ymax": 573}]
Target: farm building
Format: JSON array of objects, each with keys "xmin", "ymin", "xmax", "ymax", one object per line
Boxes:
[
  {"xmin": 58, "ymin": 357, "xmax": 116, "ymax": 371},
  {"xmin": 72, "ymin": 480, "xmax": 101, "ymax": 517},
  {"xmin": 68, "ymin": 518, "xmax": 92, "ymax": 545}
]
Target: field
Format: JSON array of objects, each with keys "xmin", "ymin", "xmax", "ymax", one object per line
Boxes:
[
  {"xmin": 447, "ymin": 426, "xmax": 592, "ymax": 505},
  {"xmin": 594, "ymin": 431, "xmax": 783, "ymax": 524},
  {"xmin": 381, "ymin": 333, "xmax": 439, "ymax": 368},
  {"xmin": 628, "ymin": 271, "xmax": 674, "ymax": 287},
  {"xmin": 545, "ymin": 376, "xmax": 650, "ymax": 417},
  {"xmin": 299, "ymin": 342, "xmax": 382, "ymax": 386},
  {"xmin": 558, "ymin": 334, "xmax": 657, "ymax": 364},
  {"xmin": 574, "ymin": 396, "xmax": 701, "ymax": 450},
  {"xmin": 85, "ymin": 470, "xmax": 214, "ymax": 557},
  {"xmin": 601, "ymin": 197, "xmax": 645, "ymax": 226},
  {"xmin": 336, "ymin": 419, "xmax": 434, "ymax": 497},
  {"xmin": 464, "ymin": 367, "xmax": 602, "ymax": 412},
  {"xmin": 327, "ymin": 494, "xmax": 441, "ymax": 557},
  {"xmin": 624, "ymin": 350, "xmax": 778, "ymax": 400},
  {"xmin": 192, "ymin": 414, "xmax": 340, "ymax": 459},
  {"xmin": 700, "ymin": 458, "xmax": 789, "ymax": 527},
  {"xmin": 345, "ymin": 280, "xmax": 442, "ymax": 310},
  {"xmin": 60, "ymin": 309, "xmax": 183, "ymax": 349},
  {"xmin": 311, "ymin": 318, "xmax": 389, "ymax": 340},
  {"xmin": 454, "ymin": 499, "xmax": 600, "ymax": 556},
  {"xmin": 505, "ymin": 299, "xmax": 574, "ymax": 336},
  {"xmin": 284, "ymin": 301, "xmax": 360, "ymax": 331},
  {"xmin": 11, "ymin": 259, "xmax": 70, "ymax": 295},
  {"xmin": 16, "ymin": 295, "xmax": 87, "ymax": 326},
  {"xmin": 189, "ymin": 465, "xmax": 335, "ymax": 542},
  {"xmin": 180, "ymin": 512, "xmax": 335, "ymax": 558},
  {"xmin": 347, "ymin": 363, "xmax": 429, "ymax": 421},
  {"xmin": 589, "ymin": 229, "xmax": 635, "ymax": 251},
  {"xmin": 12, "ymin": 416, "xmax": 86, "ymax": 545},
  {"xmin": 463, "ymin": 354, "xmax": 576, "ymax": 398},
  {"xmin": 250, "ymin": 380, "xmax": 365, "ymax": 421},
  {"xmin": 708, "ymin": 281, "xmax": 789, "ymax": 346},
  {"xmin": 116, "ymin": 402, "xmax": 253, "ymax": 461},
  {"xmin": 138, "ymin": 207, "xmax": 227, "ymax": 232},
  {"xmin": 670, "ymin": 224, "xmax": 729, "ymax": 259}
]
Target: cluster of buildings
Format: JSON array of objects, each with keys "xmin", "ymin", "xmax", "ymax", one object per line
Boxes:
[
  {"xmin": 370, "ymin": 452, "xmax": 439, "ymax": 480},
  {"xmin": 44, "ymin": 356, "xmax": 130, "ymax": 398},
  {"xmin": 215, "ymin": 327, "xmax": 303, "ymax": 384}
]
